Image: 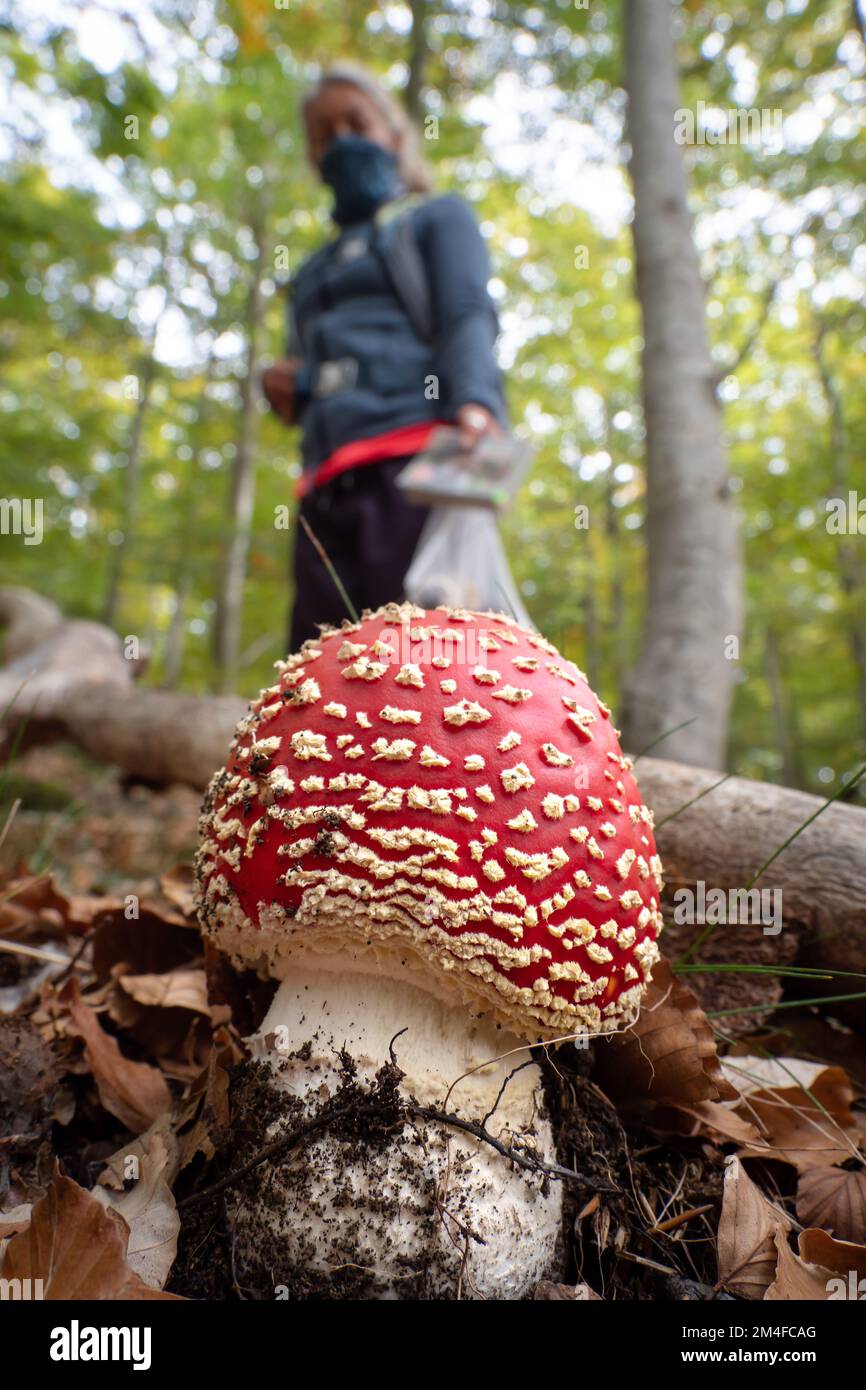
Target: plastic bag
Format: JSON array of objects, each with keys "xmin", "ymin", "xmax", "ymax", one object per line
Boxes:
[{"xmin": 404, "ymin": 504, "xmax": 532, "ymax": 627}]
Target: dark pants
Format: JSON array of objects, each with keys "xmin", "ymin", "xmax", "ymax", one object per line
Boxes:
[{"xmin": 289, "ymin": 458, "xmax": 429, "ymax": 650}]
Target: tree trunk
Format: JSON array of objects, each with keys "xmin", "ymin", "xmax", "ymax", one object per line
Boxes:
[
  {"xmin": 603, "ymin": 435, "xmax": 626, "ymax": 693},
  {"xmin": 764, "ymin": 625, "xmax": 799, "ymax": 786},
  {"xmin": 619, "ymin": 0, "xmax": 742, "ymax": 770},
  {"xmin": 103, "ymin": 355, "xmax": 157, "ymax": 628},
  {"xmin": 405, "ymin": 0, "xmax": 429, "ymax": 123},
  {"xmin": 162, "ymin": 356, "xmax": 215, "ymax": 691},
  {"xmin": 814, "ymin": 322, "xmax": 866, "ymax": 743},
  {"xmin": 214, "ymin": 202, "xmax": 268, "ymax": 694},
  {"xmin": 582, "ymin": 581, "xmax": 600, "ymax": 690},
  {"xmin": 162, "ymin": 570, "xmax": 191, "ymax": 691}
]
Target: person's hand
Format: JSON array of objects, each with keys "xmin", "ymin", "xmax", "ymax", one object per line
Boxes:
[
  {"xmin": 455, "ymin": 403, "xmax": 503, "ymax": 452},
  {"xmin": 261, "ymin": 358, "xmax": 303, "ymax": 425}
]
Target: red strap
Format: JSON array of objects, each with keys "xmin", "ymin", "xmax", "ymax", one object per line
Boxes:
[{"xmin": 295, "ymin": 420, "xmax": 450, "ymax": 498}]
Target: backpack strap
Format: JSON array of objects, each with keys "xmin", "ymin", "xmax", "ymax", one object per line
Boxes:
[{"xmin": 373, "ymin": 195, "xmax": 436, "ymax": 345}]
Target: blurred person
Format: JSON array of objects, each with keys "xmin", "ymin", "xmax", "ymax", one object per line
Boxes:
[{"xmin": 262, "ymin": 64, "xmax": 507, "ymax": 647}]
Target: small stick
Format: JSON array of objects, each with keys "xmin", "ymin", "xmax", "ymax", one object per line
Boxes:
[
  {"xmin": 53, "ymin": 929, "xmax": 96, "ymax": 986},
  {"xmin": 0, "ymin": 797, "xmax": 22, "ymax": 853},
  {"xmin": 299, "ymin": 515, "xmax": 359, "ymax": 623},
  {"xmin": 651, "ymin": 1204, "xmax": 714, "ymax": 1235},
  {"xmin": 177, "ymin": 1097, "xmax": 618, "ymax": 1212},
  {"xmin": 0, "ymin": 938, "xmax": 88, "ymax": 970},
  {"xmin": 616, "ymin": 1250, "xmax": 680, "ymax": 1276},
  {"xmin": 480, "ymin": 1059, "xmax": 534, "ymax": 1130}
]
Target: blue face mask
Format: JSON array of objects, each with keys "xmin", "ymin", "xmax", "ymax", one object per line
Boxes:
[{"xmin": 319, "ymin": 134, "xmax": 402, "ymax": 225}]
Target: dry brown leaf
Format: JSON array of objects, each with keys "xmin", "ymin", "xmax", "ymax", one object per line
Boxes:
[
  {"xmin": 736, "ymin": 1067, "xmax": 859, "ymax": 1172},
  {"xmin": 64, "ymin": 893, "xmax": 123, "ymax": 930},
  {"xmin": 717, "ymin": 1155, "xmax": 789, "ymax": 1299},
  {"xmin": 137, "ymin": 897, "xmax": 192, "ymax": 929},
  {"xmin": 94, "ymin": 1122, "xmax": 180, "ymax": 1290},
  {"xmin": 118, "ymin": 968, "xmax": 210, "ymax": 1016},
  {"xmin": 176, "ymin": 1031, "xmax": 234, "ymax": 1171},
  {"xmin": 203, "ymin": 939, "xmax": 276, "ymax": 1037},
  {"xmin": 0, "ymin": 874, "xmax": 71, "ymax": 939},
  {"xmin": 799, "ymin": 1226, "xmax": 866, "ymax": 1281},
  {"xmin": 594, "ymin": 957, "xmax": 738, "ymax": 1107},
  {"xmin": 0, "ymin": 1204, "xmax": 32, "ymax": 1238},
  {"xmin": 764, "ymin": 1227, "xmax": 832, "ymax": 1301},
  {"xmin": 797, "ymin": 1167, "xmax": 866, "ymax": 1244},
  {"xmin": 739, "ymin": 1020, "xmax": 866, "ymax": 1096},
  {"xmin": 650, "ymin": 1100, "xmax": 763, "ymax": 1145},
  {"xmin": 0, "ymin": 871, "xmax": 120, "ymax": 946},
  {"xmin": 0, "ymin": 1168, "xmax": 181, "ymax": 1299},
  {"xmin": 91, "ymin": 909, "xmax": 200, "ymax": 986},
  {"xmin": 723, "ymin": 1055, "xmax": 828, "ymax": 1095},
  {"xmin": 97, "ymin": 1112, "xmax": 180, "ymax": 1192},
  {"xmin": 159, "ymin": 865, "xmax": 196, "ymax": 919},
  {"xmin": 67, "ymin": 993, "xmax": 171, "ymax": 1134},
  {"xmin": 533, "ymin": 1280, "xmax": 601, "ymax": 1300}
]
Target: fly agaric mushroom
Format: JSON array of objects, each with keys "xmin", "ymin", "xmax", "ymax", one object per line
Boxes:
[{"xmin": 196, "ymin": 603, "xmax": 663, "ymax": 1298}]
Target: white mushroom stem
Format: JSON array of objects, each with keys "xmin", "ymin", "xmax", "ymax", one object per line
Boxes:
[{"xmin": 234, "ymin": 950, "xmax": 564, "ymax": 1300}]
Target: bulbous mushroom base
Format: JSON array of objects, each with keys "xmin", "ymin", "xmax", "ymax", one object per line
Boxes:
[{"xmin": 230, "ymin": 956, "xmax": 565, "ymax": 1300}]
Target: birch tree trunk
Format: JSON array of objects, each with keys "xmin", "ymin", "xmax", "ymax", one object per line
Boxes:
[
  {"xmin": 619, "ymin": 0, "xmax": 742, "ymax": 770},
  {"xmin": 214, "ymin": 201, "xmax": 268, "ymax": 694}
]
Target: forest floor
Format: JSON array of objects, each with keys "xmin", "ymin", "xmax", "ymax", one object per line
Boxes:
[{"xmin": 1, "ymin": 744, "xmax": 865, "ymax": 1300}]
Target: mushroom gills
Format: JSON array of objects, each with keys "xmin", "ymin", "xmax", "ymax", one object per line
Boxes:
[{"xmin": 233, "ymin": 953, "xmax": 564, "ymax": 1300}]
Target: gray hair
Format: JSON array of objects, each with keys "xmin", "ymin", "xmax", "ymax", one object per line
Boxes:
[{"xmin": 302, "ymin": 63, "xmax": 434, "ymax": 195}]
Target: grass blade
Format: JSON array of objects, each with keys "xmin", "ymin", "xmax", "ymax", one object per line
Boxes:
[
  {"xmin": 746, "ymin": 759, "xmax": 866, "ymax": 890},
  {"xmin": 632, "ymin": 716, "xmax": 697, "ymax": 761}
]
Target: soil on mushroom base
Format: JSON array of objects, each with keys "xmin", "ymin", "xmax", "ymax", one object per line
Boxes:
[
  {"xmin": 170, "ymin": 1048, "xmax": 481, "ymax": 1300},
  {"xmin": 169, "ymin": 1044, "xmax": 724, "ymax": 1301}
]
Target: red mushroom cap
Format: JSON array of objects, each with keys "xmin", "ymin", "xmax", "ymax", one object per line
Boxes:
[{"xmin": 195, "ymin": 604, "xmax": 663, "ymax": 1039}]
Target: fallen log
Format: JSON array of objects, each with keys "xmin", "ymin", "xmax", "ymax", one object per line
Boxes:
[
  {"xmin": 639, "ymin": 758, "xmax": 866, "ymax": 1025},
  {"xmin": 0, "ymin": 586, "xmax": 238, "ymax": 786},
  {"xmin": 0, "ymin": 587, "xmax": 135, "ymax": 721},
  {"xmin": 62, "ymin": 684, "xmax": 246, "ymax": 790}
]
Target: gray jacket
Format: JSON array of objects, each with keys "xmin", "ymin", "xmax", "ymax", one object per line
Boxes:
[{"xmin": 288, "ymin": 193, "xmax": 507, "ymax": 475}]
